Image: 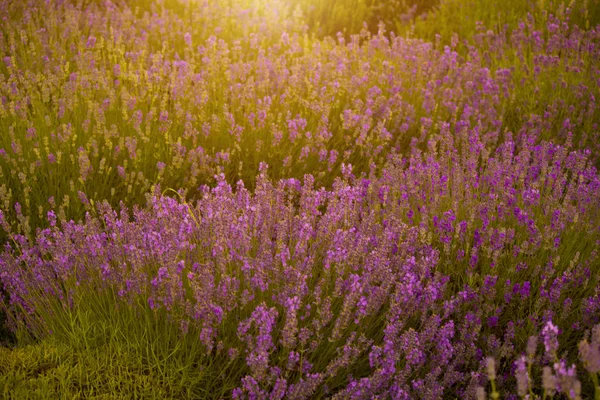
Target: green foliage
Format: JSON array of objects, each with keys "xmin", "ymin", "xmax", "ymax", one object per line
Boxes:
[
  {"xmin": 0, "ymin": 287, "xmax": 247, "ymax": 399},
  {"xmin": 291, "ymin": 0, "xmax": 439, "ymax": 38},
  {"xmin": 293, "ymin": 0, "xmax": 600, "ymax": 47}
]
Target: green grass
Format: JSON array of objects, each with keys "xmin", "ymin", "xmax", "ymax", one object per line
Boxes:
[{"xmin": 1, "ymin": 287, "xmax": 247, "ymax": 399}]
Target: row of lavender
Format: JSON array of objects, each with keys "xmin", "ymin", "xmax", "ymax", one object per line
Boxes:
[
  {"xmin": 0, "ymin": 0, "xmax": 599, "ymax": 233},
  {"xmin": 2, "ymin": 125, "xmax": 599, "ymax": 397}
]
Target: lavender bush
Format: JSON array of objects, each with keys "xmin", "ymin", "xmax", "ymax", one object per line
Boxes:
[
  {"xmin": 1, "ymin": 131, "xmax": 599, "ymax": 397},
  {"xmin": 0, "ymin": 0, "xmax": 599, "ymax": 398}
]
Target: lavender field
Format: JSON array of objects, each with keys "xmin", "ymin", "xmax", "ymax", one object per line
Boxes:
[{"xmin": 0, "ymin": 0, "xmax": 600, "ymax": 398}]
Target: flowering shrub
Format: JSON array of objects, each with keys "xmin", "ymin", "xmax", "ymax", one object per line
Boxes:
[
  {"xmin": 0, "ymin": 0, "xmax": 599, "ymax": 398},
  {"xmin": 1, "ymin": 127, "xmax": 599, "ymax": 396}
]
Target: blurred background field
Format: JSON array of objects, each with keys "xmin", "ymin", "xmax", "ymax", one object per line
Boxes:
[{"xmin": 1, "ymin": 0, "xmax": 598, "ymax": 238}]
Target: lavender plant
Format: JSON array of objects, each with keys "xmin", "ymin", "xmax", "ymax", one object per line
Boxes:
[{"xmin": 1, "ymin": 127, "xmax": 599, "ymax": 396}]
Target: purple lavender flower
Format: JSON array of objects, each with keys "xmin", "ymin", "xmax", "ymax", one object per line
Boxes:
[
  {"xmin": 86, "ymin": 36, "xmax": 96, "ymax": 48},
  {"xmin": 514, "ymin": 356, "xmax": 529, "ymax": 396},
  {"xmin": 542, "ymin": 320, "xmax": 560, "ymax": 358}
]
